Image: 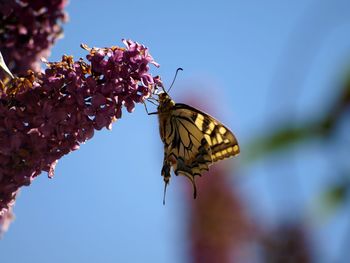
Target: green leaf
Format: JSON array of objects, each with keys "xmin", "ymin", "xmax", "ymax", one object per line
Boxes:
[{"xmin": 244, "ymin": 123, "xmax": 321, "ymax": 162}]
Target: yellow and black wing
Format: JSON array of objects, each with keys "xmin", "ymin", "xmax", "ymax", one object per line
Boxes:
[{"xmin": 161, "ymin": 103, "xmax": 239, "ymax": 198}]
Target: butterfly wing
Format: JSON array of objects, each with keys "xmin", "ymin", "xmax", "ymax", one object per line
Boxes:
[{"xmin": 160, "ymin": 103, "xmax": 239, "ymax": 197}]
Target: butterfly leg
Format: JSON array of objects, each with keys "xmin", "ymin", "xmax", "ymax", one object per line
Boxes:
[{"xmin": 143, "ymin": 102, "xmax": 158, "ymax": 115}]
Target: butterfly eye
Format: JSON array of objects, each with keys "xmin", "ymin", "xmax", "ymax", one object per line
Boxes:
[{"xmin": 158, "ymin": 93, "xmax": 167, "ymax": 101}]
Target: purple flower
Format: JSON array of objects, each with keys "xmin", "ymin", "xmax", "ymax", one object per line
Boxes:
[
  {"xmin": 0, "ymin": 40, "xmax": 162, "ymax": 216},
  {"xmin": 0, "ymin": 0, "xmax": 68, "ymax": 75}
]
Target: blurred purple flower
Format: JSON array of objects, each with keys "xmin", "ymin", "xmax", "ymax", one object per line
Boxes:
[
  {"xmin": 186, "ymin": 165, "xmax": 253, "ymax": 263},
  {"xmin": 259, "ymin": 224, "xmax": 311, "ymax": 263},
  {"xmin": 0, "ymin": 40, "xmax": 161, "ymax": 217}
]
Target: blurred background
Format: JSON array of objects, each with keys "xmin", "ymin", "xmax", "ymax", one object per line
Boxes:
[{"xmin": 1, "ymin": 0, "xmax": 350, "ymax": 262}]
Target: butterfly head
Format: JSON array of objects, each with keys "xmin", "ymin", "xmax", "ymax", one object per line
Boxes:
[
  {"xmin": 157, "ymin": 92, "xmax": 175, "ymax": 112},
  {"xmin": 158, "ymin": 92, "xmax": 170, "ymax": 102}
]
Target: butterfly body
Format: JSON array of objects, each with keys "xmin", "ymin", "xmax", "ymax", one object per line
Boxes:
[{"xmin": 156, "ymin": 92, "xmax": 240, "ymax": 198}]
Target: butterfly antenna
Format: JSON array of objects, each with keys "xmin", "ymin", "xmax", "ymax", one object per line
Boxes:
[{"xmin": 167, "ymin": 67, "xmax": 183, "ymax": 94}]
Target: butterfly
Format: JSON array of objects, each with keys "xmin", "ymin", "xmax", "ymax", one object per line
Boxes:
[{"xmin": 147, "ymin": 70, "xmax": 240, "ymax": 203}]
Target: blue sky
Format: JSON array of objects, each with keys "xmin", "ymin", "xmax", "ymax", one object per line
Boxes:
[{"xmin": 2, "ymin": 0, "xmax": 350, "ymax": 262}]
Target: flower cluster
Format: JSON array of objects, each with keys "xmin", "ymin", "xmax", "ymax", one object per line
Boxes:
[
  {"xmin": 0, "ymin": 39, "xmax": 161, "ymax": 215},
  {"xmin": 0, "ymin": 0, "xmax": 68, "ymax": 75}
]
